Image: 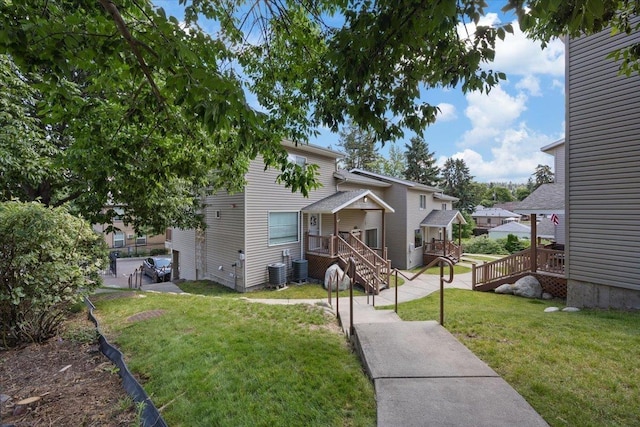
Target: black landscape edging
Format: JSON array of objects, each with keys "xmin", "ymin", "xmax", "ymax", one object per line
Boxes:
[{"xmin": 85, "ymin": 297, "xmax": 168, "ymax": 427}]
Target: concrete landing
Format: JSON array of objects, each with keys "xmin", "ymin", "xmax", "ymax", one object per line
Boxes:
[{"xmin": 353, "ymin": 321, "xmax": 548, "ymax": 427}]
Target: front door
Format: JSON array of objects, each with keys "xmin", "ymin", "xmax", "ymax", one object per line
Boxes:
[{"xmin": 309, "ymin": 214, "xmax": 321, "ymax": 249}]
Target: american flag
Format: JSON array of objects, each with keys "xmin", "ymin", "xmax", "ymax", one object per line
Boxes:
[{"xmin": 550, "ymin": 213, "xmax": 559, "ymax": 225}]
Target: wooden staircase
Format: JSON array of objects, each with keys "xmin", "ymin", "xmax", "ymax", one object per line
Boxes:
[
  {"xmin": 335, "ymin": 233, "xmax": 391, "ymax": 294},
  {"xmin": 424, "ymin": 240, "xmax": 462, "ymax": 265}
]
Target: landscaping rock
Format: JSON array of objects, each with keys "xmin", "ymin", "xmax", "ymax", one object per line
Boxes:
[
  {"xmin": 562, "ymin": 307, "xmax": 581, "ymax": 312},
  {"xmin": 512, "ymin": 275, "xmax": 542, "ymax": 299},
  {"xmin": 494, "ymin": 284, "xmax": 514, "ymax": 294},
  {"xmin": 542, "ymin": 292, "xmax": 553, "ymax": 300},
  {"xmin": 324, "ymin": 264, "xmax": 350, "ymax": 291},
  {"xmin": 544, "ymin": 307, "xmax": 560, "ymax": 313}
]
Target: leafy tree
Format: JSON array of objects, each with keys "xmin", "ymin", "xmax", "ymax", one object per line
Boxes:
[
  {"xmin": 453, "ymin": 211, "xmax": 475, "ymax": 240},
  {"xmin": 380, "ymin": 144, "xmax": 407, "ymax": 178},
  {"xmin": 515, "ymin": 186, "xmax": 531, "ymax": 201},
  {"xmin": 503, "ymin": 234, "xmax": 526, "ymax": 254},
  {"xmin": 0, "ymin": 201, "xmax": 108, "ymax": 347},
  {"xmin": 483, "ymin": 186, "xmax": 514, "ymax": 204},
  {"xmin": 507, "ymin": 0, "xmax": 640, "ymax": 76},
  {"xmin": 3, "ymin": 0, "xmax": 635, "ymax": 232},
  {"xmin": 404, "ymin": 136, "xmax": 439, "ymax": 186},
  {"xmin": 533, "ymin": 164, "xmax": 554, "ymax": 188},
  {"xmin": 337, "ymin": 121, "xmax": 382, "ymax": 171},
  {"xmin": 440, "ymin": 158, "xmax": 475, "ymax": 213},
  {"xmin": 463, "ymin": 236, "xmax": 508, "ymax": 255}
]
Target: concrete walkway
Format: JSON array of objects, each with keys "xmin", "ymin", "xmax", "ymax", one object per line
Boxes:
[
  {"xmin": 333, "ymin": 272, "xmax": 548, "ymax": 426},
  {"xmin": 98, "ymin": 261, "xmax": 548, "ymax": 426}
]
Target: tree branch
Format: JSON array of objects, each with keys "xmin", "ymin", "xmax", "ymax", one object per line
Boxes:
[{"xmin": 98, "ymin": 0, "xmax": 164, "ymax": 106}]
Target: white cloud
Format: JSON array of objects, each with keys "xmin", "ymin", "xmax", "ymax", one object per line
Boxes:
[
  {"xmin": 439, "ymin": 123, "xmax": 558, "ymax": 182},
  {"xmin": 463, "ymin": 85, "xmax": 527, "ymax": 133},
  {"xmin": 516, "ymin": 75, "xmax": 541, "ymax": 96},
  {"xmin": 436, "ymin": 103, "xmax": 457, "ymax": 121},
  {"xmin": 458, "ymin": 14, "xmax": 565, "ymax": 78}
]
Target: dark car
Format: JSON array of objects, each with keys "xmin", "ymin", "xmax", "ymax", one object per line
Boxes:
[{"xmin": 142, "ymin": 257, "xmax": 172, "ymax": 283}]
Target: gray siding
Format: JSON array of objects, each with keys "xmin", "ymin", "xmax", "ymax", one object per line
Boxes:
[
  {"xmin": 168, "ymin": 228, "xmax": 197, "ymax": 280},
  {"xmin": 567, "ymin": 25, "xmax": 640, "ymax": 291},
  {"xmin": 244, "ymin": 147, "xmax": 338, "ymax": 290},
  {"xmin": 379, "ymin": 184, "xmax": 408, "ymax": 269}
]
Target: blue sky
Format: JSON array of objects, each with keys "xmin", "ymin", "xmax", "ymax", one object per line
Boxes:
[{"xmin": 156, "ymin": 1, "xmax": 565, "ymax": 183}]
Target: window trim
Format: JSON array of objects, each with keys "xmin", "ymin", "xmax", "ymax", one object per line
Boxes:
[
  {"xmin": 268, "ymin": 211, "xmax": 300, "ymax": 246},
  {"xmin": 113, "ymin": 231, "xmax": 125, "ymax": 248},
  {"xmin": 419, "ymin": 194, "xmax": 427, "ymax": 210}
]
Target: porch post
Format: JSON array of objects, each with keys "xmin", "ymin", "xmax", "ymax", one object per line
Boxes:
[
  {"xmin": 442, "ymin": 226, "xmax": 447, "ymax": 257},
  {"xmin": 381, "ymin": 208, "xmax": 386, "ymax": 253},
  {"xmin": 458, "ymin": 219, "xmax": 462, "ymax": 247},
  {"xmin": 531, "ymin": 213, "xmax": 537, "ymax": 273}
]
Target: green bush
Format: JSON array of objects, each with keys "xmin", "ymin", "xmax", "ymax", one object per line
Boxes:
[
  {"xmin": 463, "ymin": 236, "xmax": 508, "ymax": 255},
  {"xmin": 0, "ymin": 201, "xmax": 108, "ymax": 348},
  {"xmin": 502, "ymin": 234, "xmax": 527, "ymax": 253},
  {"xmin": 150, "ymin": 248, "xmax": 168, "ymax": 256}
]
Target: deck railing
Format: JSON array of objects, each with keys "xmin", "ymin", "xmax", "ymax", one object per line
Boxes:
[
  {"xmin": 472, "ymin": 247, "xmax": 565, "ymax": 288},
  {"xmin": 424, "ymin": 240, "xmax": 462, "ymax": 260}
]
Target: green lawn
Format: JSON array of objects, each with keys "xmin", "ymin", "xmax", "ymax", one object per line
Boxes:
[
  {"xmin": 177, "ymin": 276, "xmax": 403, "ymax": 299},
  {"xmin": 92, "ymin": 293, "xmax": 376, "ymax": 426},
  {"xmin": 391, "ymin": 289, "xmax": 640, "ymax": 427}
]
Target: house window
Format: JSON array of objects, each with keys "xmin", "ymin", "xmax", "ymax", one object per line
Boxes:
[
  {"xmin": 442, "ymin": 203, "xmax": 447, "ymax": 210},
  {"xmin": 414, "ymin": 229, "xmax": 423, "ymax": 248},
  {"xmin": 136, "ymin": 235, "xmax": 147, "ymax": 245},
  {"xmin": 419, "ymin": 195, "xmax": 427, "ymax": 209},
  {"xmin": 487, "ymin": 218, "xmax": 492, "ymax": 224},
  {"xmin": 269, "ymin": 212, "xmax": 299, "ymax": 245},
  {"xmin": 113, "ymin": 232, "xmax": 125, "ymax": 248},
  {"xmin": 287, "ymin": 154, "xmax": 307, "ymax": 169},
  {"xmin": 113, "ymin": 207, "xmax": 124, "ymax": 221},
  {"xmin": 365, "ymin": 228, "xmax": 378, "ymax": 249}
]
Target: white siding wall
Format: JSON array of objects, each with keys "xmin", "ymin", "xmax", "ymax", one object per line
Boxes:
[
  {"xmin": 168, "ymin": 228, "xmax": 197, "ymax": 280},
  {"xmin": 567, "ymin": 24, "xmax": 640, "ymax": 298},
  {"xmin": 244, "ymin": 147, "xmax": 338, "ymax": 290}
]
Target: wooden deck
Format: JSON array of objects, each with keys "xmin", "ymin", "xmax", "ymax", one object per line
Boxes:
[{"xmin": 472, "ymin": 247, "xmax": 566, "ymax": 297}]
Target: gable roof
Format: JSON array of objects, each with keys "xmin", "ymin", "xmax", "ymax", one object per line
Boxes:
[
  {"xmin": 333, "ymin": 169, "xmax": 391, "ymax": 188},
  {"xmin": 488, "ymin": 219, "xmax": 555, "ymax": 240},
  {"xmin": 471, "ymin": 207, "xmax": 521, "ymax": 218},
  {"xmin": 420, "ymin": 210, "xmax": 467, "ymax": 227},
  {"xmin": 540, "ymin": 138, "xmax": 564, "ymax": 154},
  {"xmin": 282, "ymin": 139, "xmax": 344, "ymax": 159},
  {"xmin": 301, "ymin": 189, "xmax": 395, "ymax": 214},
  {"xmin": 489, "ymin": 222, "xmax": 530, "ymax": 233},
  {"xmin": 515, "ymin": 183, "xmax": 564, "ymax": 215},
  {"xmin": 349, "ymin": 168, "xmax": 443, "ymax": 192}
]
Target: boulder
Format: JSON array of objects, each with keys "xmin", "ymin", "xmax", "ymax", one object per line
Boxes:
[
  {"xmin": 544, "ymin": 307, "xmax": 560, "ymax": 313},
  {"xmin": 494, "ymin": 284, "xmax": 514, "ymax": 294},
  {"xmin": 324, "ymin": 264, "xmax": 351, "ymax": 291},
  {"xmin": 542, "ymin": 292, "xmax": 553, "ymax": 300},
  {"xmin": 562, "ymin": 307, "xmax": 581, "ymax": 312},
  {"xmin": 512, "ymin": 275, "xmax": 543, "ymax": 299}
]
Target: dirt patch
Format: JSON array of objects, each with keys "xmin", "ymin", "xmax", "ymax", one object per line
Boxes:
[{"xmin": 0, "ymin": 313, "xmax": 138, "ymax": 426}]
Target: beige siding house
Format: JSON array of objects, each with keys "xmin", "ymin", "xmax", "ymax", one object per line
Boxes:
[
  {"xmin": 564, "ymin": 22, "xmax": 640, "ymax": 309},
  {"xmin": 168, "ymin": 142, "xmax": 462, "ymax": 291},
  {"xmin": 344, "ymin": 169, "xmax": 464, "ymax": 270}
]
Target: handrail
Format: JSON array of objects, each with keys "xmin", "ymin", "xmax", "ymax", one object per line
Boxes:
[
  {"xmin": 335, "ymin": 235, "xmax": 387, "ymax": 294},
  {"xmin": 471, "ymin": 247, "xmax": 565, "ymax": 289},
  {"xmin": 326, "ymin": 257, "xmax": 357, "ymax": 336},
  {"xmin": 392, "ymin": 256, "xmax": 454, "ymax": 326}
]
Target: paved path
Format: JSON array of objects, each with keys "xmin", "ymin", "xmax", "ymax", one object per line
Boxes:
[{"xmin": 99, "ymin": 262, "xmax": 548, "ymax": 426}]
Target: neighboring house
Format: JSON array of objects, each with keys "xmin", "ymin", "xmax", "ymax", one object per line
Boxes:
[
  {"xmin": 493, "ymin": 202, "xmax": 528, "ymax": 221},
  {"xmin": 487, "ymin": 220, "xmax": 555, "ymax": 241},
  {"xmin": 345, "ymin": 169, "xmax": 465, "ymax": 269},
  {"xmin": 562, "ymin": 22, "xmax": 640, "ymax": 309},
  {"xmin": 471, "ymin": 207, "xmax": 521, "ymax": 231},
  {"xmin": 488, "ymin": 222, "xmax": 531, "ymax": 240},
  {"xmin": 93, "ymin": 206, "xmax": 166, "ymax": 256},
  {"xmin": 167, "ymin": 141, "xmax": 462, "ymax": 291}
]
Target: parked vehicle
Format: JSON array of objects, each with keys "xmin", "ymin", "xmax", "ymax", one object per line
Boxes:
[{"xmin": 142, "ymin": 257, "xmax": 172, "ymax": 283}]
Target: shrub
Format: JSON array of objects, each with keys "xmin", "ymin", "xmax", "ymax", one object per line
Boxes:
[
  {"xmin": 463, "ymin": 236, "xmax": 508, "ymax": 255},
  {"xmin": 502, "ymin": 234, "xmax": 527, "ymax": 253},
  {"xmin": 150, "ymin": 248, "xmax": 168, "ymax": 256},
  {"xmin": 0, "ymin": 201, "xmax": 108, "ymax": 347}
]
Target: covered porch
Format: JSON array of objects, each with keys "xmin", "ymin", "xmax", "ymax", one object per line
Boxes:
[
  {"xmin": 420, "ymin": 210, "xmax": 466, "ymax": 265},
  {"xmin": 472, "ymin": 183, "xmax": 567, "ymax": 297},
  {"xmin": 301, "ymin": 189, "xmax": 395, "ymax": 294}
]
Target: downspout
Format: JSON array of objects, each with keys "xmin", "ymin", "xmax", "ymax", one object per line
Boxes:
[{"xmin": 531, "ymin": 213, "xmax": 538, "ymax": 273}]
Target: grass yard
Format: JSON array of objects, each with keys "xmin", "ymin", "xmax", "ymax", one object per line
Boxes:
[
  {"xmin": 93, "ymin": 293, "xmax": 376, "ymax": 426},
  {"xmin": 178, "ymin": 275, "xmax": 404, "ymax": 299},
  {"xmin": 392, "ymin": 289, "xmax": 640, "ymax": 427}
]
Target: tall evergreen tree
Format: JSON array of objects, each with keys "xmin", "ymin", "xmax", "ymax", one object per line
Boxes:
[
  {"xmin": 533, "ymin": 164, "xmax": 554, "ymax": 188},
  {"xmin": 440, "ymin": 158, "xmax": 475, "ymax": 213},
  {"xmin": 337, "ymin": 121, "xmax": 382, "ymax": 171},
  {"xmin": 404, "ymin": 136, "xmax": 439, "ymax": 185}
]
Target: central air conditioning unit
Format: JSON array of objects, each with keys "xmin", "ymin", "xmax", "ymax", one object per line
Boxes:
[{"xmin": 267, "ymin": 263, "xmax": 286, "ymax": 288}]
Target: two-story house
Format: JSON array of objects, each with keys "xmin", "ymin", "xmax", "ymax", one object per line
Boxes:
[{"xmin": 167, "ymin": 141, "xmax": 462, "ymax": 292}]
